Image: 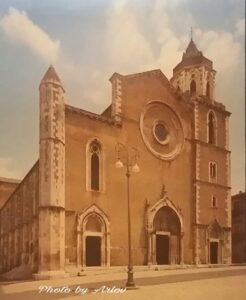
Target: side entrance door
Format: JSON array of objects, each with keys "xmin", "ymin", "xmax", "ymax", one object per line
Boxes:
[
  {"xmin": 210, "ymin": 241, "xmax": 218, "ymax": 264},
  {"xmin": 86, "ymin": 236, "xmax": 101, "ymax": 266}
]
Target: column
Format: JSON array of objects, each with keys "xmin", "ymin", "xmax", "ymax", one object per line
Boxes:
[{"xmin": 180, "ymin": 232, "xmax": 184, "ymax": 265}]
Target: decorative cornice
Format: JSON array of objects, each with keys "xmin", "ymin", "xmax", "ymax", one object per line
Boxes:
[
  {"xmin": 193, "ymin": 97, "xmax": 230, "ymax": 115},
  {"xmin": 194, "ymin": 179, "xmax": 231, "ymax": 190},
  {"xmin": 191, "ymin": 139, "xmax": 230, "ymax": 153}
]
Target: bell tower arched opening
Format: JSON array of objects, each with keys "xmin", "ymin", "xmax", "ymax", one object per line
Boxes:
[{"xmin": 190, "ymin": 80, "xmax": 196, "ymax": 94}]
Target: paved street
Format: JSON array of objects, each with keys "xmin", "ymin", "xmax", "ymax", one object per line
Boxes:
[{"xmin": 0, "ymin": 266, "xmax": 245, "ymax": 300}]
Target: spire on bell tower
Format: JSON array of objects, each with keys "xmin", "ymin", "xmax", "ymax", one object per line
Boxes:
[{"xmin": 170, "ymin": 31, "xmax": 216, "ymax": 102}]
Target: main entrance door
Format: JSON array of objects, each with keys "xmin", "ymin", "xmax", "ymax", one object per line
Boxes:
[
  {"xmin": 152, "ymin": 206, "xmax": 181, "ymax": 265},
  {"xmin": 156, "ymin": 235, "xmax": 169, "ymax": 264},
  {"xmin": 86, "ymin": 236, "xmax": 101, "ymax": 266},
  {"xmin": 210, "ymin": 242, "xmax": 218, "ymax": 264}
]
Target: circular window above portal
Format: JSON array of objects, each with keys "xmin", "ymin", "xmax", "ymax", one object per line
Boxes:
[
  {"xmin": 153, "ymin": 121, "xmax": 170, "ymax": 145},
  {"xmin": 140, "ymin": 101, "xmax": 184, "ymax": 160}
]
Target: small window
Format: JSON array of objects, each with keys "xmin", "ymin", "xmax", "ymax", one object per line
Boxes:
[
  {"xmin": 211, "ymin": 196, "xmax": 217, "ymax": 208},
  {"xmin": 209, "ymin": 162, "xmax": 217, "ymax": 181},
  {"xmin": 190, "ymin": 80, "xmax": 196, "ymax": 94}
]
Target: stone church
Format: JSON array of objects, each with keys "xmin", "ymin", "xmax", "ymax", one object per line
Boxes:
[{"xmin": 0, "ymin": 39, "xmax": 231, "ymax": 278}]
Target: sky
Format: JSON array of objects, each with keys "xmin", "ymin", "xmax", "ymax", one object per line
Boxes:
[{"xmin": 0, "ymin": 0, "xmax": 245, "ymax": 194}]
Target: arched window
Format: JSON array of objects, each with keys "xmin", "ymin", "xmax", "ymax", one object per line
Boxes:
[
  {"xmin": 206, "ymin": 82, "xmax": 210, "ymax": 98},
  {"xmin": 87, "ymin": 140, "xmax": 103, "ymax": 191},
  {"xmin": 190, "ymin": 80, "xmax": 196, "ymax": 94},
  {"xmin": 208, "ymin": 111, "xmax": 216, "ymax": 144},
  {"xmin": 209, "ymin": 162, "xmax": 217, "ymax": 181}
]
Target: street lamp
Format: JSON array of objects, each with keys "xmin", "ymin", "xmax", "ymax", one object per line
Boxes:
[{"xmin": 115, "ymin": 142, "xmax": 140, "ymax": 288}]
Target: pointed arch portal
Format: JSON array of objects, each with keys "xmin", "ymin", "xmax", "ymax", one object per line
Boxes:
[
  {"xmin": 146, "ymin": 196, "xmax": 184, "ymax": 265},
  {"xmin": 206, "ymin": 219, "xmax": 223, "ymax": 264},
  {"xmin": 77, "ymin": 205, "xmax": 110, "ymax": 267}
]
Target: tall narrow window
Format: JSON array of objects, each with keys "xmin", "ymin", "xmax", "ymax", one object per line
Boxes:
[
  {"xmin": 91, "ymin": 152, "xmax": 99, "ymax": 190},
  {"xmin": 206, "ymin": 82, "xmax": 210, "ymax": 98},
  {"xmin": 90, "ymin": 142, "xmax": 101, "ymax": 191},
  {"xmin": 190, "ymin": 80, "xmax": 196, "ymax": 94},
  {"xmin": 208, "ymin": 111, "xmax": 216, "ymax": 144}
]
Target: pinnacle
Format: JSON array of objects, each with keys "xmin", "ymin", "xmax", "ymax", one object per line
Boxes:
[{"xmin": 40, "ymin": 65, "xmax": 62, "ymax": 84}]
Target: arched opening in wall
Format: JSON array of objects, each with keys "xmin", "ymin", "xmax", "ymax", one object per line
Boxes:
[
  {"xmin": 208, "ymin": 111, "xmax": 216, "ymax": 144},
  {"xmin": 206, "ymin": 82, "xmax": 210, "ymax": 98},
  {"xmin": 190, "ymin": 80, "xmax": 196, "ymax": 94},
  {"xmin": 208, "ymin": 220, "xmax": 222, "ymax": 264},
  {"xmin": 84, "ymin": 214, "xmax": 103, "ymax": 266},
  {"xmin": 153, "ymin": 206, "xmax": 181, "ymax": 265},
  {"xmin": 78, "ymin": 205, "xmax": 110, "ymax": 268},
  {"xmin": 209, "ymin": 161, "xmax": 217, "ymax": 181}
]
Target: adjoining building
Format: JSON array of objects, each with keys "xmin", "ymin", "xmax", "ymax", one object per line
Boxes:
[
  {"xmin": 0, "ymin": 177, "xmax": 20, "ymax": 210},
  {"xmin": 0, "ymin": 39, "xmax": 231, "ymax": 278},
  {"xmin": 232, "ymin": 191, "xmax": 246, "ymax": 263}
]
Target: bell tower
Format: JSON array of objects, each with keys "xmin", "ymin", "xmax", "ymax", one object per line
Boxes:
[
  {"xmin": 170, "ymin": 36, "xmax": 231, "ymax": 265},
  {"xmin": 170, "ymin": 38, "xmax": 216, "ymax": 101},
  {"xmin": 35, "ymin": 65, "xmax": 66, "ymax": 279}
]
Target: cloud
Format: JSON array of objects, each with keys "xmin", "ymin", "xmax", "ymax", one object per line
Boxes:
[
  {"xmin": 235, "ymin": 18, "xmax": 245, "ymax": 37},
  {"xmin": 0, "ymin": 7, "xmax": 60, "ymax": 62},
  {"xmin": 104, "ymin": 0, "xmax": 242, "ymax": 78},
  {"xmin": 197, "ymin": 30, "xmax": 241, "ymax": 73},
  {"xmin": 105, "ymin": 3, "xmax": 154, "ymax": 73},
  {"xmin": 0, "ymin": 157, "xmax": 22, "ymax": 180}
]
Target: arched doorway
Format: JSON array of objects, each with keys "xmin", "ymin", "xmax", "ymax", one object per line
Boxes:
[
  {"xmin": 146, "ymin": 196, "xmax": 184, "ymax": 265},
  {"xmin": 207, "ymin": 220, "xmax": 222, "ymax": 264},
  {"xmin": 77, "ymin": 205, "xmax": 110, "ymax": 267},
  {"xmin": 85, "ymin": 215, "xmax": 102, "ymax": 266},
  {"xmin": 153, "ymin": 207, "xmax": 181, "ymax": 264}
]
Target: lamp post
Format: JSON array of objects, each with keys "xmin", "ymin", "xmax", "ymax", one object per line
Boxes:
[{"xmin": 115, "ymin": 142, "xmax": 140, "ymax": 288}]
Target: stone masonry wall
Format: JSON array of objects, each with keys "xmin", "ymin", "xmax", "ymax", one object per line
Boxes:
[{"xmin": 0, "ymin": 162, "xmax": 39, "ymax": 274}]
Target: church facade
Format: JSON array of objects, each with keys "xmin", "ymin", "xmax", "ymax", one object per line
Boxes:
[{"xmin": 0, "ymin": 39, "xmax": 231, "ymax": 278}]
